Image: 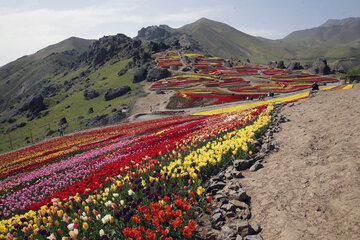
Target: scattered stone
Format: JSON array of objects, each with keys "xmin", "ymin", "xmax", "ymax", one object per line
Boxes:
[
  {"xmin": 250, "ymin": 222, "xmax": 261, "ymax": 234},
  {"xmin": 5, "ymin": 122, "xmax": 26, "ymax": 134},
  {"xmin": 208, "ymin": 181, "xmax": 226, "ymax": 192},
  {"xmin": 220, "ymin": 226, "xmax": 234, "ymax": 240},
  {"xmin": 232, "ymin": 189, "xmax": 248, "ymax": 202},
  {"xmin": 83, "ymin": 89, "xmax": 100, "ymax": 100},
  {"xmin": 250, "ymin": 162, "xmax": 263, "ymax": 172},
  {"xmin": 212, "ymin": 212, "xmax": 226, "ymax": 224},
  {"xmin": 59, "ymin": 117, "xmax": 67, "ymax": 126},
  {"xmin": 118, "ymin": 69, "xmax": 127, "ymax": 76},
  {"xmin": 146, "ymin": 68, "xmax": 171, "ymax": 82},
  {"xmin": 233, "ymin": 159, "xmax": 250, "ymax": 171},
  {"xmin": 244, "ymin": 235, "xmax": 263, "ymax": 240},
  {"xmin": 104, "ymin": 86, "xmax": 131, "ymax": 101},
  {"xmin": 88, "ymin": 107, "xmax": 94, "ymax": 114},
  {"xmin": 7, "ymin": 118, "xmax": 16, "ymax": 124},
  {"xmin": 133, "ymin": 68, "xmax": 148, "ymax": 83}
]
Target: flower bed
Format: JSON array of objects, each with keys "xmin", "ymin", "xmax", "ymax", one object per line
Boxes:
[
  {"xmin": 230, "ymin": 82, "xmax": 313, "ymax": 93},
  {"xmin": 155, "ymin": 51, "xmax": 182, "ymax": 68},
  {"xmin": 0, "ymin": 104, "xmax": 274, "ymax": 239}
]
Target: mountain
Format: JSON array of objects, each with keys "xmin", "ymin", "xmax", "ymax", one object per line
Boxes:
[
  {"xmin": 136, "ymin": 18, "xmax": 293, "ymax": 62},
  {"xmin": 137, "ymin": 17, "xmax": 360, "ymax": 67},
  {"xmin": 0, "ymin": 37, "xmax": 94, "ymax": 111},
  {"xmin": 320, "ymin": 17, "xmax": 360, "ymax": 27},
  {"xmin": 282, "ymin": 17, "xmax": 360, "ymax": 60}
]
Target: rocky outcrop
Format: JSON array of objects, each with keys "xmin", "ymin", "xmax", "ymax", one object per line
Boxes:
[
  {"xmin": 83, "ymin": 89, "xmax": 100, "ymax": 100},
  {"xmin": 6, "ymin": 122, "xmax": 26, "ymax": 134},
  {"xmin": 137, "ymin": 25, "xmax": 172, "ymax": 41},
  {"xmin": 117, "ymin": 69, "xmax": 127, "ymax": 77},
  {"xmin": 59, "ymin": 117, "xmax": 67, "ymax": 126},
  {"xmin": 309, "ymin": 58, "xmax": 331, "ymax": 75},
  {"xmin": 86, "ymin": 110, "xmax": 126, "ymax": 128},
  {"xmin": 104, "ymin": 86, "xmax": 131, "ymax": 101},
  {"xmin": 146, "ymin": 68, "xmax": 171, "ymax": 82},
  {"xmin": 269, "ymin": 61, "xmax": 285, "ymax": 69},
  {"xmin": 133, "ymin": 68, "xmax": 148, "ymax": 83},
  {"xmin": 287, "ymin": 62, "xmax": 303, "ymax": 70},
  {"xmin": 18, "ymin": 95, "xmax": 47, "ymax": 120}
]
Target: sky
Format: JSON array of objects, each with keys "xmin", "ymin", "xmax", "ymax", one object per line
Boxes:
[{"xmin": 0, "ymin": 0, "xmax": 359, "ymax": 66}]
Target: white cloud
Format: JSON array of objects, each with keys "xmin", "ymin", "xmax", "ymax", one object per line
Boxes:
[
  {"xmin": 236, "ymin": 27, "xmax": 285, "ymax": 39},
  {"xmin": 0, "ymin": 5, "xmax": 219, "ymax": 66}
]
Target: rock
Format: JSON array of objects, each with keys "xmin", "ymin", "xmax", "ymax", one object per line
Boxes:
[
  {"xmin": 231, "ymin": 189, "xmax": 248, "ymax": 202},
  {"xmin": 230, "ymin": 200, "xmax": 249, "ymax": 209},
  {"xmin": 287, "ymin": 62, "xmax": 303, "ymax": 70},
  {"xmin": 276, "ymin": 61, "xmax": 285, "ymax": 69},
  {"xmin": 107, "ymin": 110, "xmax": 126, "ymax": 125},
  {"xmin": 170, "ymin": 65, "xmax": 179, "ymax": 71},
  {"xmin": 46, "ymin": 129, "xmax": 58, "ymax": 136},
  {"xmin": 146, "ymin": 68, "xmax": 171, "ymax": 82},
  {"xmin": 6, "ymin": 122, "xmax": 26, "ymax": 134},
  {"xmin": 65, "ymin": 105, "xmax": 71, "ymax": 109},
  {"xmin": 83, "ymin": 89, "xmax": 100, "ymax": 100},
  {"xmin": 220, "ymin": 226, "xmax": 234, "ymax": 240},
  {"xmin": 137, "ymin": 25, "xmax": 172, "ymax": 41},
  {"xmin": 104, "ymin": 86, "xmax": 131, "ymax": 101},
  {"xmin": 249, "ymin": 222, "xmax": 261, "ymax": 234},
  {"xmin": 88, "ymin": 107, "xmax": 94, "ymax": 114},
  {"xmin": 182, "ymin": 66, "xmax": 191, "ymax": 72},
  {"xmin": 7, "ymin": 118, "xmax": 16, "ymax": 124},
  {"xmin": 156, "ymin": 90, "xmax": 165, "ymax": 94},
  {"xmin": 133, "ymin": 68, "xmax": 148, "ymax": 83},
  {"xmin": 224, "ymin": 60, "xmax": 233, "ymax": 67},
  {"xmin": 230, "ymin": 220, "xmax": 252, "ymax": 237},
  {"xmin": 250, "ymin": 162, "xmax": 263, "ymax": 172},
  {"xmin": 117, "ymin": 69, "xmax": 127, "ymax": 76},
  {"xmin": 87, "ymin": 114, "xmax": 108, "ymax": 127},
  {"xmin": 233, "ymin": 159, "xmax": 250, "ymax": 171},
  {"xmin": 208, "ymin": 181, "xmax": 226, "ymax": 192},
  {"xmin": 28, "ymin": 95, "xmax": 46, "ymax": 113},
  {"xmin": 310, "ymin": 58, "xmax": 331, "ymax": 75},
  {"xmin": 194, "ymin": 227, "xmax": 219, "ymax": 240},
  {"xmin": 236, "ymin": 235, "xmax": 243, "ymax": 240},
  {"xmin": 59, "ymin": 117, "xmax": 67, "ymax": 126},
  {"xmin": 212, "ymin": 212, "xmax": 225, "ymax": 224},
  {"xmin": 221, "ymin": 202, "xmax": 237, "ymax": 212},
  {"xmin": 244, "ymin": 235, "xmax": 263, "ymax": 240}
]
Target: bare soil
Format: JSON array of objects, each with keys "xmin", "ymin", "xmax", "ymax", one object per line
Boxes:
[{"xmin": 241, "ymin": 85, "xmax": 360, "ymax": 239}]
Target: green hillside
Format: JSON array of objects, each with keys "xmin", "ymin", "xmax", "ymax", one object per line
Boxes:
[{"xmin": 179, "ymin": 18, "xmax": 293, "ymax": 62}]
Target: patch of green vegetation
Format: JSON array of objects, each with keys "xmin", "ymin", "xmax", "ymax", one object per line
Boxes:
[{"xmin": 0, "ymin": 59, "xmax": 139, "ymax": 154}]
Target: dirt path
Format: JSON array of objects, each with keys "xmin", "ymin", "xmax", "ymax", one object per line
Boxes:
[{"xmin": 240, "ymin": 85, "xmax": 360, "ymax": 239}]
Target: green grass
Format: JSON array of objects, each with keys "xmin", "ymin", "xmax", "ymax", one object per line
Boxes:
[{"xmin": 0, "ymin": 59, "xmax": 140, "ymax": 154}]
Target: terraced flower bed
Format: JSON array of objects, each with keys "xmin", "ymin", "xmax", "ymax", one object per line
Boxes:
[
  {"xmin": 0, "ymin": 103, "xmax": 274, "ymax": 239},
  {"xmin": 230, "ymin": 82, "xmax": 313, "ymax": 93},
  {"xmin": 155, "ymin": 51, "xmax": 182, "ymax": 68}
]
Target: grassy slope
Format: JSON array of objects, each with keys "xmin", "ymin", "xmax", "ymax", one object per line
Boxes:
[
  {"xmin": 0, "ymin": 59, "xmax": 139, "ymax": 153},
  {"xmin": 0, "ymin": 37, "xmax": 93, "ymax": 113},
  {"xmin": 179, "ymin": 18, "xmax": 293, "ymax": 62}
]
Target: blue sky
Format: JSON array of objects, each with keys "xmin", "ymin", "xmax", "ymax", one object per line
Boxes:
[{"xmin": 0, "ymin": 0, "xmax": 359, "ymax": 66}]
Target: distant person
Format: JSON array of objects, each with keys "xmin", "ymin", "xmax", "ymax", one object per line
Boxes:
[
  {"xmin": 59, "ymin": 125, "xmax": 63, "ymax": 137},
  {"xmin": 149, "ymin": 106, "xmax": 152, "ymax": 112},
  {"xmin": 312, "ymin": 82, "xmax": 319, "ymax": 91}
]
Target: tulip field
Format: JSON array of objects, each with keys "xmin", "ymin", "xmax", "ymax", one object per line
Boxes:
[
  {"xmin": 0, "ymin": 103, "xmax": 274, "ymax": 239},
  {"xmin": 154, "ymin": 52, "xmax": 339, "ymax": 109}
]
